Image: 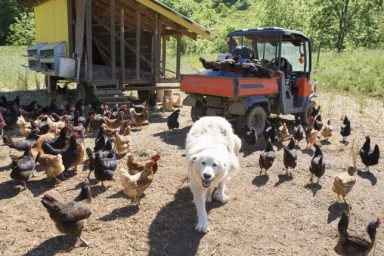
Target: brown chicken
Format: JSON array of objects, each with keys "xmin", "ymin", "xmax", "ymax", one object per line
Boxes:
[
  {"xmin": 278, "ymin": 122, "xmax": 290, "ymax": 141},
  {"xmin": 321, "ymin": 119, "xmax": 333, "ymax": 141},
  {"xmin": 332, "ymin": 166, "xmax": 356, "ymax": 203},
  {"xmin": 126, "ymin": 152, "xmax": 160, "ymax": 175},
  {"xmin": 41, "ymin": 179, "xmax": 92, "ymax": 246},
  {"xmin": 120, "ymin": 153, "xmax": 161, "ymax": 203},
  {"xmin": 305, "ymin": 127, "xmax": 318, "ymax": 148},
  {"xmin": 47, "ymin": 115, "xmax": 67, "ymax": 131},
  {"xmin": 16, "ymin": 115, "xmax": 32, "ymax": 136},
  {"xmin": 103, "ymin": 110, "xmax": 125, "ymax": 129},
  {"xmin": 129, "ymin": 105, "xmax": 149, "ymax": 130},
  {"xmin": 35, "ymin": 140, "xmax": 65, "ymax": 183},
  {"xmin": 335, "ymin": 208, "xmax": 381, "ymax": 256},
  {"xmin": 113, "ymin": 121, "xmax": 131, "ymax": 154},
  {"xmin": 73, "ymin": 141, "xmax": 86, "ymax": 172}
]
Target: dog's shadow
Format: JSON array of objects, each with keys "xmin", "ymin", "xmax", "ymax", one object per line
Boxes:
[{"xmin": 148, "ymin": 187, "xmax": 221, "ymax": 256}]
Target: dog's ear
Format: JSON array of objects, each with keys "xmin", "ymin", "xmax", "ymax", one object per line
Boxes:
[{"xmin": 187, "ymin": 153, "xmax": 198, "ymax": 164}]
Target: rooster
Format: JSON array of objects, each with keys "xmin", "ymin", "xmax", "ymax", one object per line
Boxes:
[
  {"xmin": 119, "ymin": 153, "xmax": 161, "ymax": 203},
  {"xmin": 359, "ymin": 136, "xmax": 380, "ymax": 172}
]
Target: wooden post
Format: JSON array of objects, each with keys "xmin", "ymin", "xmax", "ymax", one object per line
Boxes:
[
  {"xmin": 86, "ymin": 0, "xmax": 93, "ymax": 81},
  {"xmin": 176, "ymin": 32, "xmax": 181, "ymax": 79},
  {"xmin": 110, "ymin": 0, "xmax": 116, "ymax": 82},
  {"xmin": 120, "ymin": 9, "xmax": 125, "ymax": 85},
  {"xmin": 161, "ymin": 36, "xmax": 166, "ymax": 77},
  {"xmin": 135, "ymin": 8, "xmax": 141, "ymax": 80},
  {"xmin": 75, "ymin": 0, "xmax": 86, "ymax": 80},
  {"xmin": 154, "ymin": 13, "xmax": 160, "ymax": 83}
]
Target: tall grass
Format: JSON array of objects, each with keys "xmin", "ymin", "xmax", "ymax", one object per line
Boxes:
[
  {"xmin": 0, "ymin": 46, "xmax": 44, "ymax": 91},
  {"xmin": 312, "ymin": 49, "xmax": 384, "ymax": 98}
]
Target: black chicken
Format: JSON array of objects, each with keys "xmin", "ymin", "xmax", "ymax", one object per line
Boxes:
[
  {"xmin": 310, "ymin": 105, "xmax": 321, "ymax": 118},
  {"xmin": 94, "ymin": 126, "xmax": 108, "ymax": 152},
  {"xmin": 309, "ymin": 144, "xmax": 326, "ymax": 183},
  {"xmin": 61, "ymin": 134, "xmax": 80, "ymax": 172},
  {"xmin": 41, "ymin": 179, "xmax": 92, "ymax": 246},
  {"xmin": 0, "ymin": 103, "xmax": 20, "ymax": 129},
  {"xmin": 3, "ymin": 129, "xmax": 40, "ymax": 151},
  {"xmin": 10, "ymin": 147, "xmax": 35, "ymax": 190},
  {"xmin": 21, "ymin": 100, "xmax": 37, "ymax": 112},
  {"xmin": 359, "ymin": 136, "xmax": 380, "ymax": 172},
  {"xmin": 263, "ymin": 120, "xmax": 279, "ymax": 143},
  {"xmin": 167, "ymin": 109, "xmax": 180, "ymax": 130},
  {"xmin": 42, "ymin": 126, "xmax": 70, "ymax": 155},
  {"xmin": 335, "ymin": 210, "xmax": 381, "ymax": 256},
  {"xmin": 259, "ymin": 140, "xmax": 275, "ymax": 174},
  {"xmin": 293, "ymin": 117, "xmax": 305, "ymax": 145},
  {"xmin": 340, "ymin": 116, "xmax": 351, "ymax": 142},
  {"xmin": 313, "ymin": 114, "xmax": 323, "ymax": 131},
  {"xmin": 86, "ymin": 148, "xmax": 116, "ymax": 187},
  {"xmin": 199, "ymin": 57, "xmax": 220, "ymax": 71},
  {"xmin": 283, "ymin": 138, "xmax": 297, "ymax": 175},
  {"xmin": 243, "ymin": 125, "xmax": 257, "ymax": 145}
]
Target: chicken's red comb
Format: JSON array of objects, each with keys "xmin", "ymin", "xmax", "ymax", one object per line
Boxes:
[
  {"xmin": 150, "ymin": 152, "xmax": 161, "ymax": 162},
  {"xmin": 377, "ymin": 218, "xmax": 381, "ymax": 224}
]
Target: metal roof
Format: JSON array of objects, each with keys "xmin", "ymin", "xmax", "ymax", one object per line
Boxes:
[{"xmin": 227, "ymin": 27, "xmax": 310, "ymax": 41}]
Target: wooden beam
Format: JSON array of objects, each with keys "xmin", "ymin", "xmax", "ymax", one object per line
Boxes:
[
  {"xmin": 154, "ymin": 13, "xmax": 160, "ymax": 82},
  {"xmin": 135, "ymin": 7, "xmax": 141, "ymax": 80},
  {"xmin": 110, "ymin": 0, "xmax": 116, "ymax": 81},
  {"xmin": 67, "ymin": 0, "xmax": 73, "ymax": 56},
  {"xmin": 120, "ymin": 8, "xmax": 125, "ymax": 85},
  {"xmin": 161, "ymin": 36, "xmax": 166, "ymax": 77},
  {"xmin": 74, "ymin": 0, "xmax": 86, "ymax": 80},
  {"xmin": 86, "ymin": 0, "xmax": 93, "ymax": 81},
  {"xmin": 176, "ymin": 32, "xmax": 181, "ymax": 79}
]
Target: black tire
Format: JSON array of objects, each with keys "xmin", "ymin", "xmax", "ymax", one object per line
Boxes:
[
  {"xmin": 246, "ymin": 105, "xmax": 267, "ymax": 136},
  {"xmin": 191, "ymin": 102, "xmax": 206, "ymax": 122},
  {"xmin": 299, "ymin": 100, "xmax": 316, "ymax": 126}
]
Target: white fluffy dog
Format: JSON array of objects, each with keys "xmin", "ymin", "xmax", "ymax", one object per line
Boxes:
[{"xmin": 186, "ymin": 116, "xmax": 241, "ymax": 233}]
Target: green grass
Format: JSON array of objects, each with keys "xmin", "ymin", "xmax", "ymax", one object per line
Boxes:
[
  {"xmin": 0, "ymin": 46, "xmax": 44, "ymax": 91},
  {"xmin": 312, "ymin": 49, "xmax": 384, "ymax": 98}
]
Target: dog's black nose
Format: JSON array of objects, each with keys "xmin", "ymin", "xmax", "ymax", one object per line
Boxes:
[{"xmin": 203, "ymin": 173, "xmax": 211, "ymax": 179}]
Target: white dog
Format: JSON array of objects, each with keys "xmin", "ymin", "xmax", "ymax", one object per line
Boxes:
[{"xmin": 186, "ymin": 116, "xmax": 241, "ymax": 233}]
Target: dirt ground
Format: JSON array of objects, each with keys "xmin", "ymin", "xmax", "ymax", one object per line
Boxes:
[{"xmin": 0, "ymin": 91, "xmax": 383, "ymax": 256}]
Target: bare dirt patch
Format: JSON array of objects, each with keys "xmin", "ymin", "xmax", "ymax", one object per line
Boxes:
[{"xmin": 0, "ymin": 92, "xmax": 383, "ymax": 256}]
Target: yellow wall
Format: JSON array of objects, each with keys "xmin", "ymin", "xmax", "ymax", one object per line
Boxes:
[{"xmin": 34, "ymin": 0, "xmax": 69, "ymax": 55}]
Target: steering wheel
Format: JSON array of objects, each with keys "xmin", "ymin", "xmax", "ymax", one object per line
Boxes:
[{"xmin": 270, "ymin": 57, "xmax": 292, "ymax": 77}]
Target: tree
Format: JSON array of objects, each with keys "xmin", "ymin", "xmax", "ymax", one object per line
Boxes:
[
  {"xmin": 6, "ymin": 12, "xmax": 35, "ymax": 46},
  {"xmin": 0, "ymin": 0, "xmax": 28, "ymax": 45}
]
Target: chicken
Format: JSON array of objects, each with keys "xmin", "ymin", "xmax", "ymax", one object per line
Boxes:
[
  {"xmin": 101, "ymin": 123, "xmax": 122, "ymax": 137},
  {"xmin": 21, "ymin": 100, "xmax": 37, "ymax": 112},
  {"xmin": 259, "ymin": 140, "xmax": 275, "ymax": 174},
  {"xmin": 313, "ymin": 114, "xmax": 323, "ymax": 131},
  {"xmin": 1, "ymin": 103, "xmax": 20, "ymax": 130},
  {"xmin": 86, "ymin": 148, "xmax": 117, "ymax": 187},
  {"xmin": 16, "ymin": 115, "xmax": 33, "ymax": 136},
  {"xmin": 0, "ymin": 113, "xmax": 5, "ymax": 136},
  {"xmin": 293, "ymin": 117, "xmax": 305, "ymax": 145},
  {"xmin": 41, "ymin": 179, "xmax": 92, "ymax": 246},
  {"xmin": 305, "ymin": 127, "xmax": 318, "ymax": 148},
  {"xmin": 334, "ymin": 209, "xmax": 381, "ymax": 256},
  {"xmin": 110, "ymin": 104, "xmax": 128, "ymax": 119},
  {"xmin": 73, "ymin": 141, "xmax": 86, "ymax": 172},
  {"xmin": 42, "ymin": 126, "xmax": 70, "ymax": 155},
  {"xmin": 119, "ymin": 155, "xmax": 161, "ymax": 203},
  {"xmin": 10, "ymin": 147, "xmax": 35, "ymax": 190},
  {"xmin": 199, "ymin": 57, "xmax": 220, "ymax": 70},
  {"xmin": 130, "ymin": 105, "xmax": 149, "ymax": 130},
  {"xmin": 88, "ymin": 111, "xmax": 105, "ymax": 135},
  {"xmin": 340, "ymin": 115, "xmax": 351, "ymax": 142},
  {"xmin": 126, "ymin": 152, "xmax": 161, "ymax": 175},
  {"xmin": 242, "ymin": 125, "xmax": 257, "ymax": 145},
  {"xmin": 3, "ymin": 130, "xmax": 40, "ymax": 151},
  {"xmin": 309, "ymin": 144, "xmax": 326, "ymax": 183},
  {"xmin": 278, "ymin": 122, "xmax": 290, "ymax": 141},
  {"xmin": 47, "ymin": 115, "xmax": 67, "ymax": 131},
  {"xmin": 113, "ymin": 121, "xmax": 132, "ymax": 154},
  {"xmin": 167, "ymin": 109, "xmax": 180, "ymax": 130},
  {"xmin": 94, "ymin": 126, "xmax": 108, "ymax": 152},
  {"xmin": 35, "ymin": 140, "xmax": 65, "ymax": 183},
  {"xmin": 283, "ymin": 138, "xmax": 297, "ymax": 175},
  {"xmin": 309, "ymin": 105, "xmax": 321, "ymax": 119},
  {"xmin": 263, "ymin": 120, "xmax": 279, "ymax": 143},
  {"xmin": 321, "ymin": 120, "xmax": 333, "ymax": 141},
  {"xmin": 60, "ymin": 134, "xmax": 80, "ymax": 173},
  {"xmin": 332, "ymin": 166, "xmax": 356, "ymax": 203},
  {"xmin": 359, "ymin": 136, "xmax": 380, "ymax": 172},
  {"xmin": 103, "ymin": 110, "xmax": 125, "ymax": 129}
]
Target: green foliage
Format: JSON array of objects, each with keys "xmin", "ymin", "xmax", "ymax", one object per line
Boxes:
[
  {"xmin": 0, "ymin": 0, "xmax": 27, "ymax": 45},
  {"xmin": 6, "ymin": 12, "xmax": 35, "ymax": 46}
]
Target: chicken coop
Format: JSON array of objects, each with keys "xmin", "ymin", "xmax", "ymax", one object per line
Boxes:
[{"xmin": 18, "ymin": 0, "xmax": 210, "ymax": 104}]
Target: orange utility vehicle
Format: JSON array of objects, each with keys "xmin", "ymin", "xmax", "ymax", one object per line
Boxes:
[{"xmin": 181, "ymin": 27, "xmax": 316, "ymax": 135}]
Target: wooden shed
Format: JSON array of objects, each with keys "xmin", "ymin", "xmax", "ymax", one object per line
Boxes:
[{"xmin": 18, "ymin": 0, "xmax": 210, "ymax": 103}]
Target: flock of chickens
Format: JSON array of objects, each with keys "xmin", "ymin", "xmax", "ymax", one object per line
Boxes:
[
  {"xmin": 0, "ymin": 94, "xmax": 381, "ymax": 254},
  {"xmin": 0, "ymin": 95, "xmax": 180, "ymax": 246},
  {"xmin": 244, "ymin": 104, "xmax": 380, "ymax": 255}
]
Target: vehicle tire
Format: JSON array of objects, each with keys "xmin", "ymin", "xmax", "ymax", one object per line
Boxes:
[
  {"xmin": 191, "ymin": 102, "xmax": 206, "ymax": 122},
  {"xmin": 299, "ymin": 99, "xmax": 316, "ymax": 126},
  {"xmin": 246, "ymin": 105, "xmax": 267, "ymax": 136}
]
